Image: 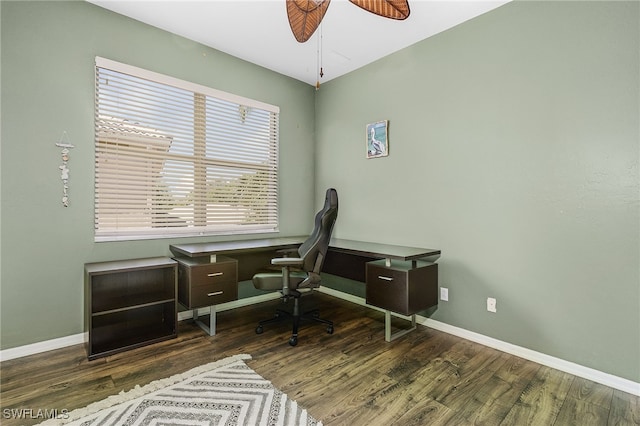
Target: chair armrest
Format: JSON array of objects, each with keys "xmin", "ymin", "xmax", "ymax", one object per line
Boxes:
[{"xmin": 271, "ymin": 257, "xmax": 304, "ymax": 267}]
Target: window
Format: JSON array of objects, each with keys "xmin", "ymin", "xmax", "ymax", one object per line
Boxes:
[{"xmin": 94, "ymin": 57, "xmax": 279, "ymax": 241}]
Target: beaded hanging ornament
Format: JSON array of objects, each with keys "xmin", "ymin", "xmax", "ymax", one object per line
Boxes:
[{"xmin": 55, "ymin": 131, "xmax": 75, "ymax": 207}]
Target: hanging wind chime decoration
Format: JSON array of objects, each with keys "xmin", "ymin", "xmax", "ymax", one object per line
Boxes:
[
  {"xmin": 55, "ymin": 131, "xmax": 75, "ymax": 207},
  {"xmin": 286, "ymin": 0, "xmax": 410, "ymax": 88}
]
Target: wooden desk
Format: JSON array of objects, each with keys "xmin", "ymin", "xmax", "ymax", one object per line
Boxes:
[
  {"xmin": 327, "ymin": 239, "xmax": 440, "ymax": 341},
  {"xmin": 170, "ymin": 237, "xmax": 441, "ymax": 341}
]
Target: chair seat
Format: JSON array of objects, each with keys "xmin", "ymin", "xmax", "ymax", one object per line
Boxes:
[{"xmin": 252, "ymin": 271, "xmax": 307, "ymax": 291}]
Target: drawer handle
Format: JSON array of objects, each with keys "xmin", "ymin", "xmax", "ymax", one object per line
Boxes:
[
  {"xmin": 208, "ymin": 291, "xmax": 224, "ymax": 297},
  {"xmin": 378, "ymin": 276, "xmax": 394, "ymax": 281},
  {"xmin": 207, "ymin": 272, "xmax": 223, "ymax": 277}
]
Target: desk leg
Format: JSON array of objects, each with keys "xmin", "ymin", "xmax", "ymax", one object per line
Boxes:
[
  {"xmin": 210, "ymin": 305, "xmax": 217, "ymax": 335},
  {"xmin": 193, "ymin": 306, "xmax": 216, "ymax": 336},
  {"xmin": 384, "ymin": 311, "xmax": 417, "ymax": 342}
]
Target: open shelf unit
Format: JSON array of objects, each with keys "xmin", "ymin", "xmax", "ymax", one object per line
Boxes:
[{"xmin": 85, "ymin": 257, "xmax": 177, "ymax": 360}]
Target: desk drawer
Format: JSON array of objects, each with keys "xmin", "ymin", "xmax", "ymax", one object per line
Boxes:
[
  {"xmin": 176, "ymin": 257, "xmax": 238, "ymax": 309},
  {"xmin": 191, "ymin": 281, "xmax": 237, "ymax": 308},
  {"xmin": 189, "ymin": 262, "xmax": 237, "ymax": 286},
  {"xmin": 366, "ymin": 261, "xmax": 438, "ymax": 316},
  {"xmin": 367, "ymin": 264, "xmax": 409, "ymax": 315}
]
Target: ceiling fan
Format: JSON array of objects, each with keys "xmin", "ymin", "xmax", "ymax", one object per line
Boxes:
[{"xmin": 287, "ymin": 0, "xmax": 411, "ymax": 43}]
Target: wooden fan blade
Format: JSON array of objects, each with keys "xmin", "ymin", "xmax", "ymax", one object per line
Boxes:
[
  {"xmin": 286, "ymin": 0, "xmax": 331, "ymax": 43},
  {"xmin": 348, "ymin": 0, "xmax": 410, "ymax": 20}
]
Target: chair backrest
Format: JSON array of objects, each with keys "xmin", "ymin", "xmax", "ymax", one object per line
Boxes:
[{"xmin": 297, "ymin": 188, "xmax": 338, "ymax": 279}]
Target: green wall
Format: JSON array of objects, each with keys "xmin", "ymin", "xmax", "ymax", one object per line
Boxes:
[
  {"xmin": 0, "ymin": 1, "xmax": 316, "ymax": 349},
  {"xmin": 315, "ymin": 1, "xmax": 639, "ymax": 382}
]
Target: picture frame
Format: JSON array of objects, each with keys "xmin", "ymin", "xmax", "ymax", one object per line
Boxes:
[{"xmin": 366, "ymin": 120, "xmax": 389, "ymax": 159}]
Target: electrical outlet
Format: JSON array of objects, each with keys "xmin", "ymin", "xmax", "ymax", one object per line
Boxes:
[
  {"xmin": 440, "ymin": 287, "xmax": 449, "ymax": 301},
  {"xmin": 487, "ymin": 297, "xmax": 497, "ymax": 313}
]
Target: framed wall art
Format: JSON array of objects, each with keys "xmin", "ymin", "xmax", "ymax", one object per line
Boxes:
[{"xmin": 366, "ymin": 120, "xmax": 388, "ymax": 159}]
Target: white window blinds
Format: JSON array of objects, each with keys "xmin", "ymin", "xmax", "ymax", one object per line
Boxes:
[{"xmin": 94, "ymin": 57, "xmax": 279, "ymax": 241}]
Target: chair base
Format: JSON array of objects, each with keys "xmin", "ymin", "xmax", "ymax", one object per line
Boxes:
[{"xmin": 255, "ymin": 294, "xmax": 334, "ymax": 346}]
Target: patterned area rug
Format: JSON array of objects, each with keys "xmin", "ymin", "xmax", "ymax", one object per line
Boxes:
[{"xmin": 38, "ymin": 354, "xmax": 322, "ymax": 426}]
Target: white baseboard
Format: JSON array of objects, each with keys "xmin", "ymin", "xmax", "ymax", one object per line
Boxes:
[
  {"xmin": 317, "ymin": 286, "xmax": 640, "ymax": 397},
  {"xmin": 419, "ymin": 317, "xmax": 640, "ymax": 397},
  {"xmin": 2, "ymin": 288, "xmax": 639, "ymax": 397},
  {"xmin": 0, "ymin": 333, "xmax": 87, "ymax": 362},
  {"xmin": 0, "ymin": 293, "xmax": 281, "ymax": 362}
]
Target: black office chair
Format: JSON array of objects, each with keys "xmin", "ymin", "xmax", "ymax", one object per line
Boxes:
[{"xmin": 252, "ymin": 188, "xmax": 338, "ymax": 346}]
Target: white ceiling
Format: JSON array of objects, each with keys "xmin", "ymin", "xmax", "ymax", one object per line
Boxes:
[{"xmin": 88, "ymin": 0, "xmax": 510, "ymax": 86}]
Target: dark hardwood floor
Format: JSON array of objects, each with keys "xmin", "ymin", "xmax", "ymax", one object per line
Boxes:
[{"xmin": 1, "ymin": 293, "xmax": 639, "ymax": 425}]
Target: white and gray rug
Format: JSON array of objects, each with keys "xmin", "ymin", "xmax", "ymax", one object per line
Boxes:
[{"xmin": 38, "ymin": 354, "xmax": 322, "ymax": 426}]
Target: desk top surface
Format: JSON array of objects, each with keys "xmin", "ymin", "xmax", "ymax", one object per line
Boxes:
[
  {"xmin": 170, "ymin": 237, "xmax": 304, "ymax": 257},
  {"xmin": 329, "ymin": 238, "xmax": 440, "ymax": 262},
  {"xmin": 170, "ymin": 236, "xmax": 440, "ymax": 262}
]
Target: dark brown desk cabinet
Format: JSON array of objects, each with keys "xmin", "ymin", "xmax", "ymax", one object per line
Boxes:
[
  {"xmin": 85, "ymin": 257, "xmax": 177, "ymax": 360},
  {"xmin": 176, "ymin": 256, "xmax": 238, "ymax": 309},
  {"xmin": 366, "ymin": 260, "xmax": 438, "ymax": 316}
]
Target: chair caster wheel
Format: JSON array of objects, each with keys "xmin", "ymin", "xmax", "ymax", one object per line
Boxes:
[
  {"xmin": 255, "ymin": 326, "xmax": 263, "ymax": 334},
  {"xmin": 327, "ymin": 326, "xmax": 334, "ymax": 334},
  {"xmin": 289, "ymin": 336, "xmax": 298, "ymax": 346}
]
